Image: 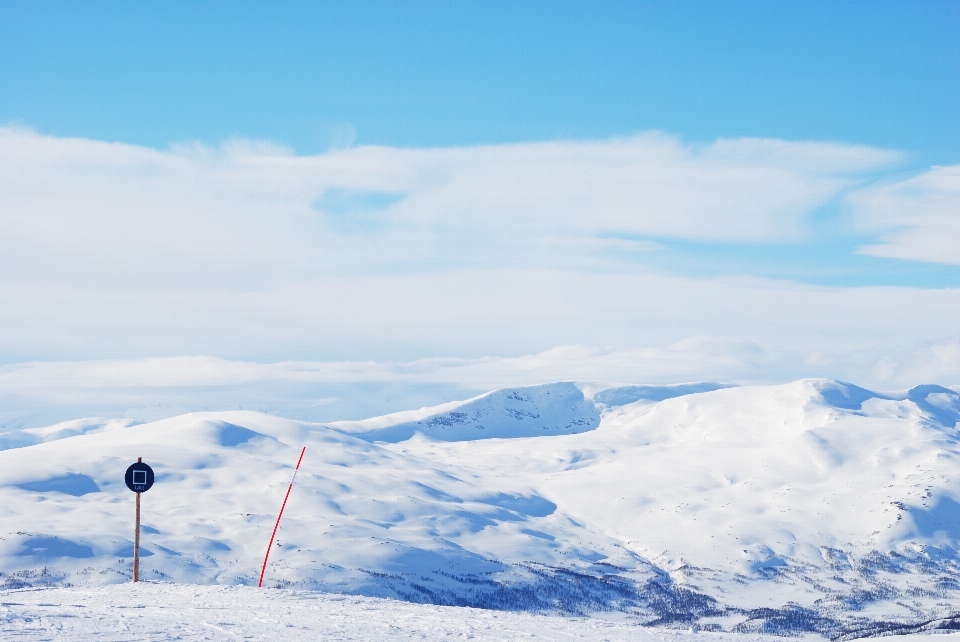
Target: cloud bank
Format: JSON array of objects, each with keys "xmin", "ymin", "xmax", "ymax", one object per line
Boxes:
[
  {"xmin": 3, "ymin": 335, "xmax": 959, "ymax": 429},
  {"xmin": 1, "ymin": 127, "xmax": 958, "ymax": 422},
  {"xmin": 1, "ymin": 127, "xmax": 902, "ymax": 292}
]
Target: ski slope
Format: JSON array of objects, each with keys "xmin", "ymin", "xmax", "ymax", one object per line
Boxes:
[{"xmin": 1, "ymin": 379, "xmax": 959, "ymax": 638}]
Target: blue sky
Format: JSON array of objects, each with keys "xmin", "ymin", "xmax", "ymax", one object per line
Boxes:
[
  {"xmin": 4, "ymin": 1, "xmax": 959, "ymax": 289},
  {"xmin": 3, "ymin": 1, "xmax": 958, "ymax": 160},
  {"xmin": 1, "ymin": 1, "xmax": 959, "ymax": 422}
]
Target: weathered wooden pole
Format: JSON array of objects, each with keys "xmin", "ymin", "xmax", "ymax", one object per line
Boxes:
[
  {"xmin": 124, "ymin": 456, "xmax": 154, "ymax": 584},
  {"xmin": 134, "ymin": 457, "xmax": 142, "ymax": 583}
]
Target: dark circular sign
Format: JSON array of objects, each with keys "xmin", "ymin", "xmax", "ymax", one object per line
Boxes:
[{"xmin": 125, "ymin": 461, "xmax": 155, "ymax": 493}]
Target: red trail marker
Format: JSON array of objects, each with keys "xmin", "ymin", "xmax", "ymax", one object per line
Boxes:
[{"xmin": 258, "ymin": 446, "xmax": 306, "ymax": 588}]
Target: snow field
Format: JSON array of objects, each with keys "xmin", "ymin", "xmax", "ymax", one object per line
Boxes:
[
  {"xmin": 0, "ymin": 583, "xmax": 891, "ymax": 641},
  {"xmin": 1, "ymin": 379, "xmax": 959, "ymax": 637}
]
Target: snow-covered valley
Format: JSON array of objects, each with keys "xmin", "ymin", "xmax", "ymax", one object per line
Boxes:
[{"xmin": 2, "ymin": 379, "xmax": 960, "ymax": 639}]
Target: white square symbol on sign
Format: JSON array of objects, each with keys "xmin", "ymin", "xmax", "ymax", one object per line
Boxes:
[{"xmin": 133, "ymin": 470, "xmax": 147, "ymax": 485}]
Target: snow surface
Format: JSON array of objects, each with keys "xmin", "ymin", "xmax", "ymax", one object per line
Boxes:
[
  {"xmin": 2, "ymin": 380, "xmax": 960, "ymax": 639},
  {"xmin": 8, "ymin": 583, "xmax": 938, "ymax": 642}
]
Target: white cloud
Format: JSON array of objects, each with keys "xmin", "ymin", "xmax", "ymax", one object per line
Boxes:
[
  {"xmin": 3, "ymin": 271, "xmax": 959, "ymax": 364},
  {"xmin": 850, "ymin": 165, "xmax": 960, "ymax": 266},
  {"xmin": 379, "ymin": 134, "xmax": 899, "ymax": 244},
  {"xmin": 2, "ymin": 127, "xmax": 958, "ymax": 401},
  {"xmin": 0, "ymin": 127, "xmax": 902, "ymax": 294}
]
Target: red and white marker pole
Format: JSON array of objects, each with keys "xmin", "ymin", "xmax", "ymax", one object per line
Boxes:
[{"xmin": 258, "ymin": 446, "xmax": 306, "ymax": 588}]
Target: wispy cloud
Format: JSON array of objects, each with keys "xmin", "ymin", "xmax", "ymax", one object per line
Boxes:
[
  {"xmin": 850, "ymin": 165, "xmax": 960, "ymax": 266},
  {"xmin": 0, "ymin": 127, "xmax": 902, "ymax": 292}
]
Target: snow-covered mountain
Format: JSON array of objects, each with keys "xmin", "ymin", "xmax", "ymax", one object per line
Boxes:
[
  {"xmin": 2, "ymin": 380, "xmax": 959, "ymax": 638},
  {"xmin": 328, "ymin": 381, "xmax": 732, "ymax": 442}
]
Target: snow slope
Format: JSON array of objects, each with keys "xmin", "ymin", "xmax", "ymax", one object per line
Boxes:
[
  {"xmin": 1, "ymin": 380, "xmax": 959, "ymax": 638},
  {"xmin": 0, "ymin": 417, "xmax": 140, "ymax": 452}
]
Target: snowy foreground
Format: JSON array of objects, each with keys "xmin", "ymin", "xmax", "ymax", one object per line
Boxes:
[
  {"xmin": 3, "ymin": 583, "xmax": 957, "ymax": 642},
  {"xmin": 2, "ymin": 380, "xmax": 960, "ymax": 639}
]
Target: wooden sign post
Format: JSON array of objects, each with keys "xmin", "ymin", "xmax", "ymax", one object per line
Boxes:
[
  {"xmin": 124, "ymin": 457, "xmax": 155, "ymax": 583},
  {"xmin": 134, "ymin": 477, "xmax": 141, "ymax": 582}
]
